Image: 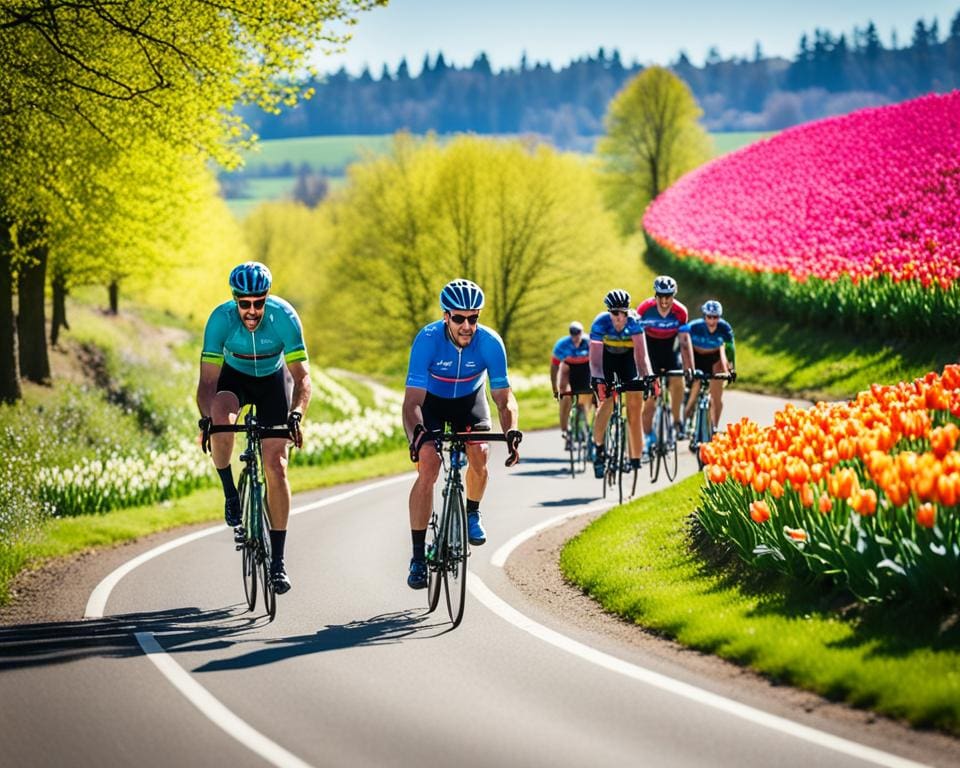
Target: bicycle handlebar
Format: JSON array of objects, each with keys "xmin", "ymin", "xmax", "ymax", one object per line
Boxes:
[
  {"xmin": 203, "ymin": 423, "xmax": 293, "ymax": 453},
  {"xmin": 691, "ymin": 370, "xmax": 735, "ymax": 382}
]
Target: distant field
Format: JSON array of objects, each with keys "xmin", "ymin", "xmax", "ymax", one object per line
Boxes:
[{"xmin": 224, "ymin": 132, "xmax": 775, "ymax": 217}]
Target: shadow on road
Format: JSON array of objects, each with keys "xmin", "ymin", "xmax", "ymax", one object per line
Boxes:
[
  {"xmin": 538, "ymin": 497, "xmax": 599, "ymax": 507},
  {"xmin": 0, "ymin": 604, "xmax": 261, "ymax": 671},
  {"xmin": 192, "ymin": 609, "xmax": 448, "ymax": 672}
]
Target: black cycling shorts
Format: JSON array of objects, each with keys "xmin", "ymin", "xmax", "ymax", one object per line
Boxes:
[
  {"xmin": 602, "ymin": 348, "xmax": 645, "ymax": 392},
  {"xmin": 647, "ymin": 336, "xmax": 681, "ymax": 374},
  {"xmin": 216, "ymin": 363, "xmax": 292, "ymax": 427},
  {"xmin": 567, "ymin": 362, "xmax": 591, "ymax": 394},
  {"xmin": 422, "ymin": 387, "xmax": 492, "ymax": 433},
  {"xmin": 694, "ymin": 349, "xmax": 722, "ymax": 373}
]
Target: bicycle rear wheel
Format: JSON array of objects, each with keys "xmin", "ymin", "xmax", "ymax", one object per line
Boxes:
[
  {"xmin": 442, "ymin": 490, "xmax": 468, "ymax": 628},
  {"xmin": 426, "ymin": 511, "xmax": 443, "ymax": 613},
  {"xmin": 695, "ymin": 402, "xmax": 712, "ymax": 470},
  {"xmin": 238, "ymin": 474, "xmax": 257, "ymax": 612},
  {"xmin": 567, "ymin": 406, "xmax": 578, "ymax": 479},
  {"xmin": 603, "ymin": 410, "xmax": 620, "ymax": 499}
]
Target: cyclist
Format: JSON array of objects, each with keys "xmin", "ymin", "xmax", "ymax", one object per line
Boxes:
[
  {"xmin": 403, "ymin": 279, "xmax": 522, "ymax": 590},
  {"xmin": 196, "ymin": 261, "xmax": 312, "ymax": 595},
  {"xmin": 589, "ymin": 289, "xmax": 653, "ymax": 479},
  {"xmin": 681, "ymin": 300, "xmax": 736, "ymax": 434},
  {"xmin": 636, "ymin": 275, "xmax": 694, "ymax": 455},
  {"xmin": 550, "ymin": 321, "xmax": 593, "ymax": 448}
]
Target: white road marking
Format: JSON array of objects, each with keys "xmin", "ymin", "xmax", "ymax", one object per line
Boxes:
[
  {"xmin": 490, "ymin": 501, "xmax": 612, "ymax": 567},
  {"xmin": 468, "ymin": 577, "xmax": 929, "ymax": 768},
  {"xmin": 136, "ymin": 632, "xmax": 314, "ymax": 768},
  {"xmin": 85, "ymin": 473, "xmax": 414, "ymax": 618}
]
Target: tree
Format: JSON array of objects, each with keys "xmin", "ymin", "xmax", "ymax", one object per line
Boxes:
[{"xmin": 597, "ymin": 66, "xmax": 712, "ymax": 235}]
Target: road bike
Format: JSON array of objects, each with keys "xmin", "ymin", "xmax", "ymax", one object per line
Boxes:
[
  {"xmin": 425, "ymin": 430, "xmax": 518, "ymax": 628},
  {"xmin": 599, "ymin": 377, "xmax": 639, "ymax": 505},
  {"xmin": 687, "ymin": 369, "xmax": 735, "ymax": 470},
  {"xmin": 559, "ymin": 391, "xmax": 594, "ymax": 478},
  {"xmin": 648, "ymin": 370, "xmax": 685, "ymax": 484},
  {"xmin": 205, "ymin": 412, "xmax": 291, "ymax": 621}
]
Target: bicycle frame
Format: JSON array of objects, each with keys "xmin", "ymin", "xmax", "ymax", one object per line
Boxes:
[
  {"xmin": 559, "ymin": 391, "xmax": 594, "ymax": 478},
  {"xmin": 649, "ymin": 370, "xmax": 684, "ymax": 483},
  {"xmin": 424, "ymin": 430, "xmax": 512, "ymax": 628},
  {"xmin": 688, "ymin": 370, "xmax": 734, "ymax": 470}
]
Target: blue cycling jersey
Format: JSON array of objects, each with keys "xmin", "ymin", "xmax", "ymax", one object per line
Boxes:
[
  {"xmin": 406, "ymin": 320, "xmax": 510, "ymax": 398},
  {"xmin": 551, "ymin": 335, "xmax": 590, "ymax": 365},
  {"xmin": 681, "ymin": 318, "xmax": 735, "ymax": 352},
  {"xmin": 201, "ymin": 296, "xmax": 308, "ymax": 378},
  {"xmin": 589, "ymin": 310, "xmax": 644, "ymax": 353}
]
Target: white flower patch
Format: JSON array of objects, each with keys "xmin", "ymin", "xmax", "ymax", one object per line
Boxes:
[{"xmin": 509, "ymin": 371, "xmax": 551, "ymax": 393}]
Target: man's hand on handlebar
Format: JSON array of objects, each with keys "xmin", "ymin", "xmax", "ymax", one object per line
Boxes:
[
  {"xmin": 505, "ymin": 429, "xmax": 523, "ymax": 467},
  {"xmin": 198, "ymin": 417, "xmax": 212, "ymax": 454},
  {"xmin": 409, "ymin": 423, "xmax": 431, "ymax": 463}
]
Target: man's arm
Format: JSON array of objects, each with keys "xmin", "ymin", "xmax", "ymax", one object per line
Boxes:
[
  {"xmin": 589, "ymin": 340, "xmax": 604, "ymax": 380},
  {"xmin": 550, "ymin": 361, "xmax": 560, "ymax": 395},
  {"xmin": 403, "ymin": 386, "xmax": 428, "ymax": 441},
  {"xmin": 196, "ymin": 362, "xmax": 221, "ymax": 418},
  {"xmin": 632, "ymin": 333, "xmax": 653, "ymax": 378},
  {"xmin": 287, "ymin": 360, "xmax": 312, "ymax": 417},
  {"xmin": 678, "ymin": 331, "xmax": 695, "ymax": 371},
  {"xmin": 491, "ymin": 387, "xmax": 519, "ymax": 433}
]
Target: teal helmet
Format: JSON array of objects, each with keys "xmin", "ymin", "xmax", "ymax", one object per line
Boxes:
[{"xmin": 229, "ymin": 262, "xmax": 272, "ymax": 296}]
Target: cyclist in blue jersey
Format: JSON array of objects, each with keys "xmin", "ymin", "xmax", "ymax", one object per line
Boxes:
[
  {"xmin": 550, "ymin": 321, "xmax": 593, "ymax": 449},
  {"xmin": 196, "ymin": 261, "xmax": 312, "ymax": 595},
  {"xmin": 589, "ymin": 289, "xmax": 654, "ymax": 480},
  {"xmin": 403, "ymin": 279, "xmax": 522, "ymax": 590},
  {"xmin": 681, "ymin": 300, "xmax": 736, "ymax": 434}
]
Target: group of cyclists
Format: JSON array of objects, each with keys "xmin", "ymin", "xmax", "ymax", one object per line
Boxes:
[
  {"xmin": 195, "ymin": 261, "xmax": 732, "ymax": 599},
  {"xmin": 550, "ymin": 275, "xmax": 736, "ymax": 480}
]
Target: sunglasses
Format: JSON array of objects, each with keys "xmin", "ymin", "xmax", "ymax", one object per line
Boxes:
[
  {"xmin": 609, "ymin": 309, "xmax": 627, "ymax": 317},
  {"xmin": 656, "ymin": 293, "xmax": 673, "ymax": 299},
  {"xmin": 705, "ymin": 314, "xmax": 720, "ymax": 320},
  {"xmin": 237, "ymin": 298, "xmax": 266, "ymax": 310},
  {"xmin": 570, "ymin": 329, "xmax": 582, "ymax": 335},
  {"xmin": 448, "ymin": 313, "xmax": 479, "ymax": 326}
]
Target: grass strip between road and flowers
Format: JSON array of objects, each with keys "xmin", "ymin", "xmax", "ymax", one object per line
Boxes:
[{"xmin": 560, "ymin": 474, "xmax": 960, "ymax": 735}]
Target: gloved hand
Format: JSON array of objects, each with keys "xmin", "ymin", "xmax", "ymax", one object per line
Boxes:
[
  {"xmin": 198, "ymin": 417, "xmax": 212, "ymax": 454},
  {"xmin": 409, "ymin": 423, "xmax": 430, "ymax": 463},
  {"xmin": 552, "ymin": 390, "xmax": 560, "ymax": 401},
  {"xmin": 505, "ymin": 429, "xmax": 523, "ymax": 467},
  {"xmin": 591, "ymin": 377, "xmax": 607, "ymax": 401},
  {"xmin": 728, "ymin": 369, "xmax": 737, "ymax": 383},
  {"xmin": 683, "ymin": 368, "xmax": 695, "ymax": 387},
  {"xmin": 287, "ymin": 411, "xmax": 303, "ymax": 449}
]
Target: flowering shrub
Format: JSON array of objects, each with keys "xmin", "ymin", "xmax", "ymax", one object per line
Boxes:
[
  {"xmin": 697, "ymin": 365, "xmax": 960, "ymax": 603},
  {"xmin": 643, "ymin": 92, "xmax": 960, "ymax": 337},
  {"xmin": 38, "ymin": 373, "xmax": 406, "ymax": 517}
]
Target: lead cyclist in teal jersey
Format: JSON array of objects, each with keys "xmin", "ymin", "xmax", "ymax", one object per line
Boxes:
[{"xmin": 196, "ymin": 261, "xmax": 312, "ymax": 595}]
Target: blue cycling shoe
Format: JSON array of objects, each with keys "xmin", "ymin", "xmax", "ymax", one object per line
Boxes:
[
  {"xmin": 407, "ymin": 558, "xmax": 428, "ymax": 589},
  {"xmin": 467, "ymin": 511, "xmax": 486, "ymax": 545},
  {"xmin": 224, "ymin": 495, "xmax": 242, "ymax": 527}
]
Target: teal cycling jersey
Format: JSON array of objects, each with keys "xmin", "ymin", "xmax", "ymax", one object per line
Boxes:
[
  {"xmin": 201, "ymin": 296, "xmax": 308, "ymax": 377},
  {"xmin": 406, "ymin": 320, "xmax": 510, "ymax": 398}
]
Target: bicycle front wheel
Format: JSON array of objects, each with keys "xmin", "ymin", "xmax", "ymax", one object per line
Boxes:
[
  {"xmin": 650, "ymin": 405, "xmax": 663, "ymax": 484},
  {"xmin": 616, "ymin": 415, "xmax": 627, "ymax": 505},
  {"xmin": 258, "ymin": 500, "xmax": 276, "ymax": 622},
  {"xmin": 567, "ymin": 407, "xmax": 578, "ymax": 479},
  {"xmin": 695, "ymin": 403, "xmax": 712, "ymax": 470},
  {"xmin": 663, "ymin": 410, "xmax": 679, "ymax": 482},
  {"xmin": 442, "ymin": 490, "xmax": 468, "ymax": 628}
]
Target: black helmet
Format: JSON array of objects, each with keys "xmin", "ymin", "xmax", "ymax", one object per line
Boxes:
[{"xmin": 604, "ymin": 289, "xmax": 631, "ymax": 310}]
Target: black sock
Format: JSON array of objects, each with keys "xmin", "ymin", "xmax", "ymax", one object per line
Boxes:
[
  {"xmin": 466, "ymin": 498, "xmax": 480, "ymax": 515},
  {"xmin": 217, "ymin": 466, "xmax": 237, "ymax": 498},
  {"xmin": 269, "ymin": 529, "xmax": 287, "ymax": 563},
  {"xmin": 411, "ymin": 529, "xmax": 427, "ymax": 561}
]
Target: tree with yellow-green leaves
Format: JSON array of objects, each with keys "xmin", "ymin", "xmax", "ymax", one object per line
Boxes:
[
  {"xmin": 0, "ymin": 0, "xmax": 384, "ymax": 402},
  {"xmin": 306, "ymin": 133, "xmax": 625, "ymax": 371},
  {"xmin": 597, "ymin": 66, "xmax": 712, "ymax": 236}
]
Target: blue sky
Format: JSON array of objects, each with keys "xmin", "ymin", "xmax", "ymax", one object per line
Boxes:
[{"xmin": 317, "ymin": 0, "xmax": 959, "ymax": 75}]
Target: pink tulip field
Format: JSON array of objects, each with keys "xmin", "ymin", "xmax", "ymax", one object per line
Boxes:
[{"xmin": 643, "ymin": 92, "xmax": 960, "ymax": 336}]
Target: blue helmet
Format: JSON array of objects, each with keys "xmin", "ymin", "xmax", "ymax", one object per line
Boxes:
[
  {"xmin": 701, "ymin": 300, "xmax": 723, "ymax": 317},
  {"xmin": 229, "ymin": 262, "xmax": 272, "ymax": 296},
  {"xmin": 440, "ymin": 279, "xmax": 485, "ymax": 311}
]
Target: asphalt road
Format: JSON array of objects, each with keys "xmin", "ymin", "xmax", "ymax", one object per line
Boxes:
[{"xmin": 0, "ymin": 391, "xmax": 955, "ymax": 768}]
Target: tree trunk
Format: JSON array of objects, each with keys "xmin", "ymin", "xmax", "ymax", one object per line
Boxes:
[
  {"xmin": 16, "ymin": 237, "xmax": 51, "ymax": 384},
  {"xmin": 0, "ymin": 220, "xmax": 21, "ymax": 403},
  {"xmin": 50, "ymin": 271, "xmax": 69, "ymax": 346},
  {"xmin": 108, "ymin": 280, "xmax": 119, "ymax": 314}
]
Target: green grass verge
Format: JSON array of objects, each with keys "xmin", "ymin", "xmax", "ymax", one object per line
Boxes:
[{"xmin": 560, "ymin": 474, "xmax": 960, "ymax": 733}]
